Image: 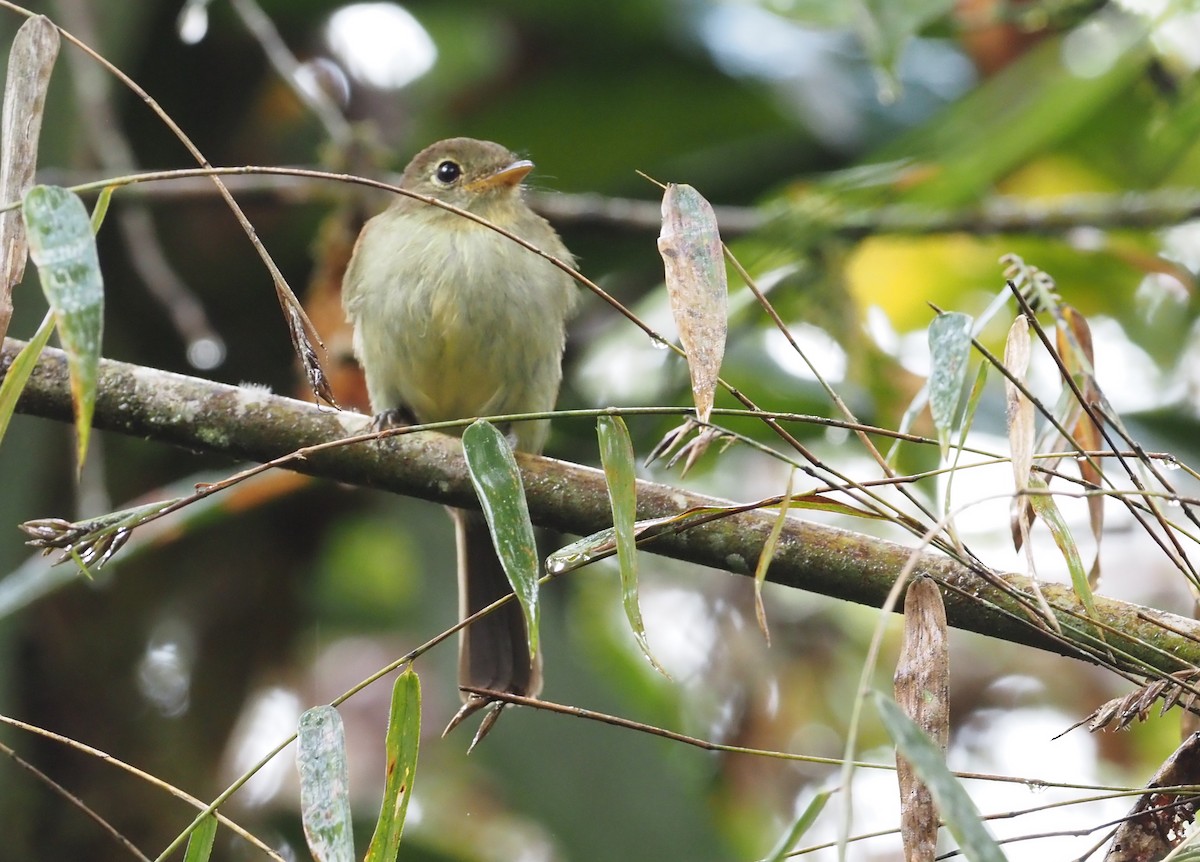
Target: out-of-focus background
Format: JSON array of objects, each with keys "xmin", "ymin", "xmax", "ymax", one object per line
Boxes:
[{"xmin": 3, "ymin": 0, "xmax": 1200, "ymax": 859}]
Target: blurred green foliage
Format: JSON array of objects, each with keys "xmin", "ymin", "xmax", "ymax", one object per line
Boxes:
[{"xmin": 2, "ymin": 0, "xmax": 1200, "ymax": 860}]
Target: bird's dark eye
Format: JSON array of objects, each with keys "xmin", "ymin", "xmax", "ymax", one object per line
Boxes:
[{"xmin": 434, "ymin": 160, "xmax": 462, "ymax": 184}]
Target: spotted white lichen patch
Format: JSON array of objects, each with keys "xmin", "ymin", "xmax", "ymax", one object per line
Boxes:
[
  {"xmin": 229, "ymin": 382, "xmax": 275, "ymax": 418},
  {"xmin": 335, "ymin": 410, "xmax": 373, "ymax": 435}
]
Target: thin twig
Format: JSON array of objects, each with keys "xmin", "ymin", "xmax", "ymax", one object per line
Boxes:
[
  {"xmin": 33, "ymin": 170, "xmax": 1200, "ymax": 242},
  {"xmin": 0, "ymin": 739, "xmax": 151, "ymax": 861},
  {"xmin": 0, "ymin": 714, "xmax": 286, "ymax": 861}
]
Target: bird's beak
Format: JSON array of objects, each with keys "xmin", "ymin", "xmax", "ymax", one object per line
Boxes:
[{"xmin": 466, "ymin": 159, "xmax": 534, "ymax": 192}]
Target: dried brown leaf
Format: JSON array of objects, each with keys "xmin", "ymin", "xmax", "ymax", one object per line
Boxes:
[
  {"xmin": 0, "ymin": 15, "xmax": 60, "ymax": 341},
  {"xmin": 1106, "ymin": 731, "xmax": 1200, "ymax": 861},
  {"xmin": 1005, "ymin": 315, "xmax": 1034, "ymax": 555},
  {"xmin": 1058, "ymin": 305, "xmax": 1105, "ymax": 586},
  {"xmin": 894, "ymin": 576, "xmax": 949, "ymax": 862},
  {"xmin": 657, "ymin": 183, "xmax": 727, "ymax": 423}
]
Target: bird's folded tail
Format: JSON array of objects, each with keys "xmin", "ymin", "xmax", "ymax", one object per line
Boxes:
[{"xmin": 443, "ymin": 508, "xmax": 542, "ymax": 744}]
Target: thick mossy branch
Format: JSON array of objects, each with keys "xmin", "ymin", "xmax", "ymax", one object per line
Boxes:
[{"xmin": 4, "ymin": 337, "xmax": 1199, "ymax": 675}]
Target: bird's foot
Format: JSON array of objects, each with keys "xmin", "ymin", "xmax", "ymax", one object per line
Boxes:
[
  {"xmin": 442, "ymin": 694, "xmax": 506, "ymax": 752},
  {"xmin": 370, "ymin": 406, "xmax": 416, "ymax": 431}
]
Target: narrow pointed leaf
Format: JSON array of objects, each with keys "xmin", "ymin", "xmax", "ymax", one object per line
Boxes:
[
  {"xmin": 754, "ymin": 470, "xmax": 795, "ymax": 645},
  {"xmin": 928, "ymin": 311, "xmax": 972, "ymax": 459},
  {"xmin": 0, "ymin": 15, "xmax": 59, "ymax": 311},
  {"xmin": 23, "ymin": 185, "xmax": 104, "ymax": 471},
  {"xmin": 546, "ymin": 515, "xmax": 684, "ymax": 574},
  {"xmin": 1026, "ymin": 476, "xmax": 1100, "ymax": 628},
  {"xmin": 598, "ymin": 415, "xmax": 668, "ymax": 676},
  {"xmin": 181, "ymin": 813, "xmax": 218, "ymax": 862},
  {"xmin": 657, "ymin": 182, "xmax": 727, "ymax": 422},
  {"xmin": 90, "ymin": 186, "xmax": 114, "ymax": 234},
  {"xmin": 875, "ymin": 693, "xmax": 1006, "ymax": 862},
  {"xmin": 958, "ymin": 360, "xmax": 988, "ymax": 451},
  {"xmin": 0, "ymin": 307, "xmax": 53, "ymax": 447},
  {"xmin": 785, "ymin": 493, "xmax": 888, "ymax": 520},
  {"xmin": 462, "ymin": 420, "xmax": 540, "ymax": 658},
  {"xmin": 297, "ymin": 706, "xmax": 354, "ymax": 862},
  {"xmin": 944, "ymin": 361, "xmax": 989, "ymax": 521},
  {"xmin": 1058, "ymin": 305, "xmax": 1104, "ymax": 585},
  {"xmin": 546, "ymin": 488, "xmax": 890, "ymax": 578},
  {"xmin": 365, "ymin": 668, "xmax": 421, "ymax": 862},
  {"xmin": 764, "ymin": 789, "xmax": 833, "ymax": 862}
]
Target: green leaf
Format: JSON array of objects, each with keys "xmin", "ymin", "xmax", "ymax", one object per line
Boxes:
[
  {"xmin": 0, "ymin": 308, "xmax": 53, "ymax": 448},
  {"xmin": 1026, "ymin": 476, "xmax": 1100, "ymax": 627},
  {"xmin": 658, "ymin": 183, "xmax": 728, "ymax": 423},
  {"xmin": 928, "ymin": 311, "xmax": 972, "ymax": 459},
  {"xmin": 462, "ymin": 420, "xmax": 540, "ymax": 658},
  {"xmin": 880, "ymin": 30, "xmax": 1150, "ymax": 207},
  {"xmin": 875, "ymin": 692, "xmax": 1006, "ymax": 862},
  {"xmin": 365, "ymin": 668, "xmax": 421, "ymax": 862},
  {"xmin": 764, "ymin": 788, "xmax": 833, "ymax": 862},
  {"xmin": 598, "ymin": 415, "xmax": 668, "ymax": 677},
  {"xmin": 957, "ymin": 358, "xmax": 988, "ymax": 454},
  {"xmin": 90, "ymin": 186, "xmax": 114, "ymax": 234},
  {"xmin": 297, "ymin": 706, "xmax": 354, "ymax": 862},
  {"xmin": 943, "ymin": 359, "xmax": 989, "ymax": 524},
  {"xmin": 23, "ymin": 184, "xmax": 104, "ymax": 471},
  {"xmin": 181, "ymin": 813, "xmax": 218, "ymax": 862},
  {"xmin": 754, "ymin": 470, "xmax": 795, "ymax": 646}
]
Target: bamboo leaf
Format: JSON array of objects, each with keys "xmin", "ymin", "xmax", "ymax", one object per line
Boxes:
[
  {"xmin": 0, "ymin": 15, "xmax": 59, "ymax": 306},
  {"xmin": 875, "ymin": 693, "xmax": 1006, "ymax": 862},
  {"xmin": 0, "ymin": 308, "xmax": 53, "ymax": 447},
  {"xmin": 928, "ymin": 311, "xmax": 973, "ymax": 459},
  {"xmin": 763, "ymin": 789, "xmax": 833, "ymax": 862},
  {"xmin": 598, "ymin": 414, "xmax": 669, "ymax": 677},
  {"xmin": 297, "ymin": 706, "xmax": 354, "ymax": 862},
  {"xmin": 754, "ymin": 470, "xmax": 795, "ymax": 645},
  {"xmin": 365, "ymin": 668, "xmax": 421, "ymax": 862},
  {"xmin": 181, "ymin": 814, "xmax": 218, "ymax": 862},
  {"xmin": 1058, "ymin": 304, "xmax": 1104, "ymax": 586},
  {"xmin": 1026, "ymin": 476, "xmax": 1100, "ymax": 628},
  {"xmin": 23, "ymin": 185, "xmax": 104, "ymax": 471},
  {"xmin": 90, "ymin": 186, "xmax": 114, "ymax": 234},
  {"xmin": 462, "ymin": 420, "xmax": 540, "ymax": 658},
  {"xmin": 657, "ymin": 182, "xmax": 727, "ymax": 423}
]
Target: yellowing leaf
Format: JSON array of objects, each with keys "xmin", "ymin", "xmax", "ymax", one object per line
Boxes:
[
  {"xmin": 1058, "ymin": 304, "xmax": 1104, "ymax": 586},
  {"xmin": 365, "ymin": 669, "xmax": 421, "ymax": 862}
]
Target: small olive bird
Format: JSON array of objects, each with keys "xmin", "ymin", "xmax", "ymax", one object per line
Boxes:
[{"xmin": 341, "ymin": 138, "xmax": 578, "ymax": 734}]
